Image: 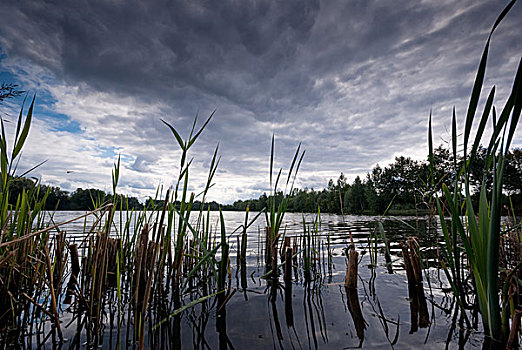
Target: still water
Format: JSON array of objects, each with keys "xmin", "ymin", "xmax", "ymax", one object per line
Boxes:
[{"xmin": 34, "ymin": 210, "xmax": 485, "ymax": 349}]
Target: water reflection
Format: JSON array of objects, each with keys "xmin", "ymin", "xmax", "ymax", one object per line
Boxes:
[
  {"xmin": 2, "ymin": 211, "xmax": 494, "ymax": 349},
  {"xmin": 344, "ymin": 285, "xmax": 366, "ymax": 347}
]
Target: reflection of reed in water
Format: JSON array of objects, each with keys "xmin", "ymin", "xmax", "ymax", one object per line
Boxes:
[
  {"xmin": 303, "ymin": 282, "xmax": 328, "ymax": 348},
  {"xmin": 284, "ymin": 244, "xmax": 294, "ymax": 328},
  {"xmin": 359, "ymin": 272, "xmax": 400, "ymax": 348},
  {"xmin": 343, "ymin": 246, "xmax": 366, "ymax": 347},
  {"xmin": 345, "ymin": 286, "xmax": 366, "ymax": 346},
  {"xmin": 269, "ymin": 282, "xmax": 284, "ymax": 347},
  {"xmin": 285, "ymin": 279, "xmax": 294, "ymax": 328},
  {"xmin": 408, "ymin": 283, "xmax": 430, "ymax": 333},
  {"xmin": 217, "ymin": 292, "xmax": 228, "ymax": 350}
]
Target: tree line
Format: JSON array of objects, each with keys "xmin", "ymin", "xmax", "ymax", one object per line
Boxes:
[
  {"xmin": 8, "ymin": 178, "xmax": 144, "ymax": 210},
  {"xmin": 7, "ymin": 146, "xmax": 522, "ymax": 214},
  {"xmin": 8, "ymin": 177, "xmax": 231, "ymax": 212},
  {"xmin": 230, "ymin": 146, "xmax": 522, "ymax": 215}
]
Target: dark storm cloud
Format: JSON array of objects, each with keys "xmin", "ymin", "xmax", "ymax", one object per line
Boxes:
[
  {"xmin": 0, "ymin": 0, "xmax": 520, "ymax": 202},
  {"xmin": 0, "ymin": 0, "xmax": 321, "ymax": 117},
  {"xmin": 0, "ymin": 1, "xmax": 517, "ymax": 115}
]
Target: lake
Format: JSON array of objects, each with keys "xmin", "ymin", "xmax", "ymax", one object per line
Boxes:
[{"xmin": 3, "ymin": 210, "xmax": 490, "ymax": 349}]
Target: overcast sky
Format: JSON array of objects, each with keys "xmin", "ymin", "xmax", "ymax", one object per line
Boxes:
[{"xmin": 0, "ymin": 0, "xmax": 521, "ymax": 203}]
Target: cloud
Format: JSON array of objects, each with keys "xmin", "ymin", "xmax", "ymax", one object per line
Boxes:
[{"xmin": 0, "ymin": 0, "xmax": 520, "ymax": 203}]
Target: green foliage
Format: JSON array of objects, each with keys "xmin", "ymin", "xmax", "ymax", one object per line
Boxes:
[
  {"xmin": 430, "ymin": 0, "xmax": 521, "ymax": 342},
  {"xmin": 0, "ymin": 82, "xmax": 24, "ymax": 103},
  {"xmin": 345, "ymin": 176, "xmax": 367, "ymax": 214},
  {"xmin": 0, "ymin": 96, "xmax": 48, "ymax": 240},
  {"xmin": 265, "ymin": 135, "xmax": 305, "ymax": 242},
  {"xmin": 226, "ymin": 143, "xmax": 522, "ymax": 215},
  {"xmin": 5, "ymin": 177, "xmax": 144, "ymax": 211}
]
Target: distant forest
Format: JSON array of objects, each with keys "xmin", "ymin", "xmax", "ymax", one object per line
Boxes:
[
  {"xmin": 8, "ymin": 146, "xmax": 522, "ymax": 215},
  {"xmin": 231, "ymin": 146, "xmax": 522, "ymax": 215}
]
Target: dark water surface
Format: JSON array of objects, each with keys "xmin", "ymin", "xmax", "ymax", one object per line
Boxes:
[{"xmin": 23, "ymin": 211, "xmax": 486, "ymax": 349}]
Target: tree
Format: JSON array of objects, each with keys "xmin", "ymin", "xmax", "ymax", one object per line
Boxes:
[
  {"xmin": 69, "ymin": 188, "xmax": 108, "ymax": 210},
  {"xmin": 364, "ymin": 175, "xmax": 381, "ymax": 214},
  {"xmin": 504, "ymin": 149, "xmax": 522, "ymax": 212},
  {"xmin": 7, "ymin": 177, "xmax": 36, "ymax": 205},
  {"xmin": 431, "ymin": 145, "xmax": 459, "ymax": 187},
  {"xmin": 0, "ymin": 83, "xmax": 24, "ymax": 103},
  {"xmin": 42, "ymin": 185, "xmax": 70, "ymax": 210},
  {"xmin": 345, "ymin": 176, "xmax": 367, "ymax": 214},
  {"xmin": 504, "ymin": 149, "xmax": 522, "ymax": 195}
]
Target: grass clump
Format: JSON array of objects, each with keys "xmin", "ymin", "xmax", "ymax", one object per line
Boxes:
[{"xmin": 430, "ymin": 0, "xmax": 522, "ymax": 344}]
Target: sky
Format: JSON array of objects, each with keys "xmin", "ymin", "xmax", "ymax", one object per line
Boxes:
[{"xmin": 0, "ymin": 0, "xmax": 521, "ymax": 204}]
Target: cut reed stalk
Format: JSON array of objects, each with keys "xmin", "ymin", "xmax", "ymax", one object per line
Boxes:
[
  {"xmin": 506, "ymin": 309, "xmax": 522, "ymax": 349},
  {"xmin": 407, "ymin": 238, "xmax": 423, "ymax": 284},
  {"xmin": 401, "ymin": 242, "xmax": 415, "ymax": 287},
  {"xmin": 345, "ymin": 248, "xmax": 359, "ymax": 289},
  {"xmin": 284, "ymin": 247, "xmax": 293, "ymax": 283},
  {"xmin": 64, "ymin": 243, "xmax": 80, "ymax": 304}
]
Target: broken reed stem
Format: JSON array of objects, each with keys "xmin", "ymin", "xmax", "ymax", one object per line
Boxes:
[
  {"xmin": 407, "ymin": 238, "xmax": 423, "ymax": 284},
  {"xmin": 284, "ymin": 247, "xmax": 293, "ymax": 283},
  {"xmin": 401, "ymin": 242, "xmax": 415, "ymax": 286},
  {"xmin": 90, "ymin": 209, "xmax": 114, "ymax": 321},
  {"xmin": 507, "ymin": 309, "xmax": 522, "ymax": 350},
  {"xmin": 345, "ymin": 248, "xmax": 359, "ymax": 289},
  {"xmin": 139, "ymin": 241, "xmax": 158, "ymax": 350},
  {"xmin": 281, "ymin": 236, "xmax": 290, "ymax": 263},
  {"xmin": 292, "ymin": 237, "xmax": 297, "ymax": 266},
  {"xmin": 240, "ymin": 229, "xmax": 247, "ymax": 263},
  {"xmin": 43, "ymin": 246, "xmax": 63, "ymax": 340},
  {"xmin": 133, "ymin": 224, "xmax": 149, "ymax": 335},
  {"xmin": 53, "ymin": 231, "xmax": 67, "ymax": 296},
  {"xmin": 271, "ymin": 241, "xmax": 279, "ymax": 279},
  {"xmin": 106, "ymin": 238, "xmax": 121, "ymax": 287},
  {"xmin": 265, "ymin": 227, "xmax": 272, "ymax": 268},
  {"xmin": 236, "ymin": 235, "xmax": 241, "ymax": 268},
  {"xmin": 64, "ymin": 244, "xmax": 81, "ymax": 304}
]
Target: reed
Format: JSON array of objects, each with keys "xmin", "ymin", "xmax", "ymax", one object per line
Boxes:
[
  {"xmin": 377, "ymin": 222, "xmax": 393, "ymax": 273},
  {"xmin": 301, "ymin": 210, "xmax": 321, "ymax": 282},
  {"xmin": 265, "ymin": 135, "xmax": 305, "ymax": 276},
  {"xmin": 2, "ymin": 6, "xmax": 518, "ymax": 345},
  {"xmin": 0, "ymin": 102, "xmax": 247, "ymax": 348},
  {"xmin": 0, "ymin": 97, "xmax": 52, "ymax": 332},
  {"xmin": 429, "ymin": 0, "xmax": 521, "ymax": 343}
]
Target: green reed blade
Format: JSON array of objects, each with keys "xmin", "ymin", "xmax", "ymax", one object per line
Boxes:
[
  {"xmin": 470, "ymin": 87, "xmax": 495, "ymax": 163},
  {"xmin": 18, "ymin": 159, "xmax": 48, "ymax": 179},
  {"xmin": 188, "ymin": 110, "xmax": 215, "ymax": 149},
  {"xmin": 270, "ymin": 134, "xmax": 274, "ymax": 190},
  {"xmin": 12, "ymin": 95, "xmax": 35, "ymax": 161},
  {"xmin": 153, "ymin": 290, "xmax": 223, "ymax": 330},
  {"xmin": 505, "ymin": 58, "xmax": 522, "ymax": 151},
  {"xmin": 441, "ymin": 184, "xmax": 474, "ymax": 266},
  {"xmin": 161, "ymin": 119, "xmax": 185, "ymax": 150},
  {"xmin": 13, "ymin": 96, "xmax": 27, "ymax": 143},
  {"xmin": 182, "ymin": 243, "xmax": 222, "ymax": 293},
  {"xmin": 463, "ymin": 0, "xmax": 516, "ymax": 157},
  {"xmin": 428, "ymin": 111, "xmax": 434, "ymax": 184},
  {"xmin": 286, "ymin": 142, "xmax": 301, "ymax": 187}
]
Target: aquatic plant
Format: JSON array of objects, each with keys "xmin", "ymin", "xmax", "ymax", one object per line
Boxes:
[
  {"xmin": 265, "ymin": 135, "xmax": 305, "ymax": 276},
  {"xmin": 0, "ymin": 97, "xmax": 52, "ymax": 332},
  {"xmin": 301, "ymin": 210, "xmax": 321, "ymax": 282},
  {"xmin": 429, "ymin": 0, "xmax": 521, "ymax": 343}
]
